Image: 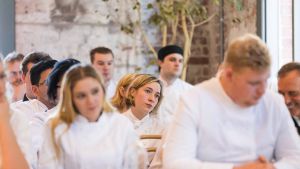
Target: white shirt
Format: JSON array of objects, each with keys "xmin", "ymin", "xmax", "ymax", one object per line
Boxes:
[
  {"xmin": 163, "ymin": 77, "xmax": 300, "ymax": 169},
  {"xmin": 106, "ymin": 80, "xmax": 117, "ymax": 101},
  {"xmin": 10, "ymin": 99, "xmax": 48, "ymax": 120},
  {"xmin": 29, "ymin": 106, "xmax": 58, "ymax": 169},
  {"xmin": 9, "ymin": 99, "xmax": 49, "ymax": 169},
  {"xmin": 158, "ymin": 77, "xmax": 193, "ymax": 124},
  {"xmin": 123, "ymin": 109, "xmax": 165, "ymax": 164},
  {"xmin": 38, "ymin": 112, "xmax": 146, "ymax": 169}
]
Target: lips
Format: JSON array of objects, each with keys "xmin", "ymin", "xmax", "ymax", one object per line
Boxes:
[
  {"xmin": 145, "ymin": 103, "xmax": 153, "ymax": 109},
  {"xmin": 88, "ymin": 106, "xmax": 98, "ymax": 111}
]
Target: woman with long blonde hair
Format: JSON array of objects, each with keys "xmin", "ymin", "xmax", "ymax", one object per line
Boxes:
[{"xmin": 38, "ymin": 64, "xmax": 146, "ymax": 169}]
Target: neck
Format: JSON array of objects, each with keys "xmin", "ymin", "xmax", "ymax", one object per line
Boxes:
[
  {"xmin": 86, "ymin": 111, "xmax": 102, "ymax": 122},
  {"xmin": 39, "ymin": 99, "xmax": 55, "ymax": 110},
  {"xmin": 219, "ymin": 75, "xmax": 239, "ymax": 106},
  {"xmin": 130, "ymin": 107, "xmax": 148, "ymax": 120},
  {"xmin": 160, "ymin": 73, "xmax": 177, "ymax": 86},
  {"xmin": 104, "ymin": 79, "xmax": 111, "ymax": 88}
]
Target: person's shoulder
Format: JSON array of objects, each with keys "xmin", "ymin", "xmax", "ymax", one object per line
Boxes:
[
  {"xmin": 261, "ymin": 89, "xmax": 285, "ymax": 104},
  {"xmin": 176, "ymin": 78, "xmax": 193, "ymax": 88},
  {"xmin": 258, "ymin": 89, "xmax": 287, "ymax": 115},
  {"xmin": 185, "ymin": 78, "xmax": 217, "ymax": 94},
  {"xmin": 104, "ymin": 112, "xmax": 133, "ymax": 126},
  {"xmin": 103, "ymin": 112, "xmax": 137, "ymax": 135},
  {"xmin": 10, "ymin": 100, "xmax": 28, "ymax": 109}
]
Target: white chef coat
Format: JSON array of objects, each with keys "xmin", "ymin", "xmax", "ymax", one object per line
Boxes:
[
  {"xmin": 38, "ymin": 112, "xmax": 146, "ymax": 169},
  {"xmin": 9, "ymin": 99, "xmax": 49, "ymax": 169},
  {"xmin": 106, "ymin": 80, "xmax": 117, "ymax": 101},
  {"xmin": 158, "ymin": 77, "xmax": 193, "ymax": 124},
  {"xmin": 163, "ymin": 77, "xmax": 300, "ymax": 169},
  {"xmin": 123, "ymin": 109, "xmax": 165, "ymax": 164}
]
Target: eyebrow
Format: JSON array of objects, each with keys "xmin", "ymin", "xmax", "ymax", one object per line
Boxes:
[{"xmin": 145, "ymin": 87, "xmax": 161, "ymax": 94}]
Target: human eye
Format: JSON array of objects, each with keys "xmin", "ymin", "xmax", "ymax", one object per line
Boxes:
[
  {"xmin": 76, "ymin": 93, "xmax": 86, "ymax": 99},
  {"xmin": 108, "ymin": 61, "xmax": 113, "ymax": 65},
  {"xmin": 289, "ymin": 91, "xmax": 300, "ymax": 97},
  {"xmin": 248, "ymin": 81, "xmax": 260, "ymax": 86},
  {"xmin": 155, "ymin": 93, "xmax": 160, "ymax": 98},
  {"xmin": 144, "ymin": 89, "xmax": 152, "ymax": 94},
  {"xmin": 91, "ymin": 88, "xmax": 99, "ymax": 95},
  {"xmin": 0, "ymin": 72, "xmax": 6, "ymax": 80},
  {"xmin": 169, "ymin": 57, "xmax": 176, "ymax": 62},
  {"xmin": 97, "ymin": 61, "xmax": 104, "ymax": 66}
]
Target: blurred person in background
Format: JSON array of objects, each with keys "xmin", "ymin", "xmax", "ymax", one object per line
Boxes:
[{"xmin": 3, "ymin": 52, "xmax": 25, "ymax": 102}]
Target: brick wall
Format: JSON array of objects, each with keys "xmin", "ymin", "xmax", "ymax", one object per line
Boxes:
[
  {"xmin": 15, "ymin": 0, "xmax": 258, "ymax": 84},
  {"xmin": 186, "ymin": 0, "xmax": 257, "ymax": 84},
  {"xmin": 15, "ymin": 0, "xmax": 157, "ymax": 80}
]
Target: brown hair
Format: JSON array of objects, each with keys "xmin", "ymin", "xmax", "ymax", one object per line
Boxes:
[
  {"xmin": 90, "ymin": 47, "xmax": 114, "ymax": 63},
  {"xmin": 125, "ymin": 74, "xmax": 163, "ymax": 115},
  {"xmin": 111, "ymin": 73, "xmax": 140, "ymax": 112},
  {"xmin": 278, "ymin": 62, "xmax": 300, "ymax": 78}
]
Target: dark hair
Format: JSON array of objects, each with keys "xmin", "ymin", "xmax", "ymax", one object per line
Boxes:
[
  {"xmin": 30, "ymin": 60, "xmax": 57, "ymax": 86},
  {"xmin": 47, "ymin": 58, "xmax": 80, "ymax": 101},
  {"xmin": 89, "ymin": 47, "xmax": 114, "ymax": 63},
  {"xmin": 21, "ymin": 52, "xmax": 52, "ymax": 75},
  {"xmin": 4, "ymin": 52, "xmax": 24, "ymax": 63},
  {"xmin": 278, "ymin": 62, "xmax": 300, "ymax": 78}
]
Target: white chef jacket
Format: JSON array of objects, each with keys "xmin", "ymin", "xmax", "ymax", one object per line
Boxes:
[
  {"xmin": 29, "ymin": 106, "xmax": 58, "ymax": 169},
  {"xmin": 158, "ymin": 77, "xmax": 193, "ymax": 124},
  {"xmin": 106, "ymin": 80, "xmax": 117, "ymax": 101},
  {"xmin": 123, "ymin": 109, "xmax": 165, "ymax": 164},
  {"xmin": 10, "ymin": 99, "xmax": 49, "ymax": 169},
  {"xmin": 38, "ymin": 112, "xmax": 146, "ymax": 169},
  {"xmin": 163, "ymin": 77, "xmax": 300, "ymax": 169}
]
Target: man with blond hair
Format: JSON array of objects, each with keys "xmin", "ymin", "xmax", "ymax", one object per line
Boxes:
[{"xmin": 163, "ymin": 34, "xmax": 300, "ymax": 169}]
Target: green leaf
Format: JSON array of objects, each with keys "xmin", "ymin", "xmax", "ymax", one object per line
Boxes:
[{"xmin": 147, "ymin": 3, "xmax": 153, "ymax": 9}]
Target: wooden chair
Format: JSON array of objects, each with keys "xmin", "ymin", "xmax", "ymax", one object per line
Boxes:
[{"xmin": 140, "ymin": 134, "xmax": 162, "ymax": 152}]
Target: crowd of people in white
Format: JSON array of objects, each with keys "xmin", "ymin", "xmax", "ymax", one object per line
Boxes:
[{"xmin": 0, "ymin": 34, "xmax": 300, "ymax": 169}]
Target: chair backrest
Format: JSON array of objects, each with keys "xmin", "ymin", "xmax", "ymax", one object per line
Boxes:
[{"xmin": 140, "ymin": 134, "xmax": 162, "ymax": 166}]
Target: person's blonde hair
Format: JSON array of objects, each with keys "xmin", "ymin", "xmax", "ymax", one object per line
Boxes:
[
  {"xmin": 223, "ymin": 34, "xmax": 271, "ymax": 72},
  {"xmin": 111, "ymin": 73, "xmax": 139, "ymax": 112},
  {"xmin": 50, "ymin": 64, "xmax": 112, "ymax": 158},
  {"xmin": 126, "ymin": 74, "xmax": 163, "ymax": 115}
]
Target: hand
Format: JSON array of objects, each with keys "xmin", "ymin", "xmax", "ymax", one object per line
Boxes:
[{"xmin": 233, "ymin": 156, "xmax": 275, "ymax": 169}]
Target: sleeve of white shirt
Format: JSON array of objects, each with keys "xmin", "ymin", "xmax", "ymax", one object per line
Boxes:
[
  {"xmin": 273, "ymin": 96, "xmax": 300, "ymax": 169},
  {"xmin": 123, "ymin": 122, "xmax": 148, "ymax": 169},
  {"xmin": 10, "ymin": 109, "xmax": 35, "ymax": 169},
  {"xmin": 163, "ymin": 90, "xmax": 234, "ymax": 169},
  {"xmin": 38, "ymin": 122, "xmax": 63, "ymax": 169}
]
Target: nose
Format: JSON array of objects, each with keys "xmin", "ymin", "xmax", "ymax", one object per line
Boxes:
[
  {"xmin": 148, "ymin": 94, "xmax": 155, "ymax": 103},
  {"xmin": 283, "ymin": 94, "xmax": 292, "ymax": 105},
  {"xmin": 86, "ymin": 94, "xmax": 94, "ymax": 105},
  {"xmin": 16, "ymin": 72, "xmax": 22, "ymax": 80},
  {"xmin": 103, "ymin": 64, "xmax": 110, "ymax": 70},
  {"xmin": 257, "ymin": 82, "xmax": 267, "ymax": 96},
  {"xmin": 175, "ymin": 60, "xmax": 180, "ymax": 66}
]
